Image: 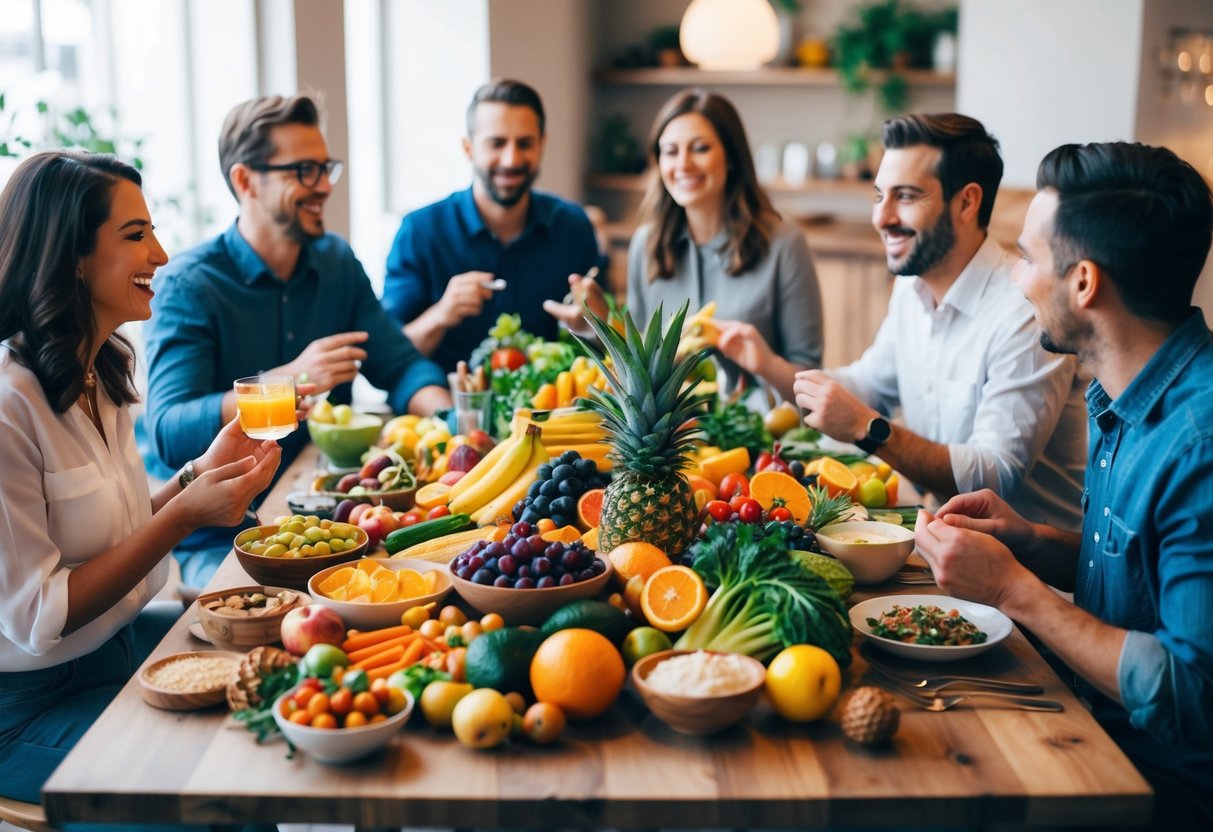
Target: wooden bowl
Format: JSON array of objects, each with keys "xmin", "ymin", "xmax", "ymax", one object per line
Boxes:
[
  {"xmin": 311, "ymin": 472, "xmax": 416, "ymax": 511},
  {"xmin": 308, "ymin": 558, "xmax": 453, "ymax": 630},
  {"xmin": 631, "ymin": 649, "xmax": 767, "ymax": 736},
  {"xmin": 447, "ymin": 556, "xmax": 613, "ymax": 626},
  {"xmin": 139, "ymin": 650, "xmax": 243, "ymax": 711},
  {"xmin": 194, "ymin": 585, "xmax": 312, "ymax": 649},
  {"xmin": 233, "ymin": 525, "xmax": 368, "ymax": 591}
]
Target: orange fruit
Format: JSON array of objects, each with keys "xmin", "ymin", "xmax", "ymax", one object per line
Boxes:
[
  {"xmin": 394, "ymin": 568, "xmax": 430, "ymax": 599},
  {"xmin": 640, "ymin": 565, "xmax": 708, "ymax": 633},
  {"xmin": 371, "ymin": 570, "xmax": 400, "ymax": 603},
  {"xmin": 576, "ymin": 488, "xmax": 605, "ymax": 529},
  {"xmin": 685, "ymin": 475, "xmax": 718, "ymax": 502},
  {"xmin": 529, "ymin": 629, "xmax": 625, "ymax": 720},
  {"xmin": 884, "ymin": 473, "xmax": 900, "ymax": 505},
  {"xmin": 698, "ymin": 447, "xmax": 751, "ymax": 487},
  {"xmin": 580, "ymin": 527, "xmax": 599, "ymax": 550},
  {"xmin": 318, "ymin": 566, "xmax": 356, "ymax": 596},
  {"xmin": 817, "ymin": 457, "xmax": 859, "ymax": 498},
  {"xmin": 541, "ymin": 525, "xmax": 583, "ymax": 544},
  {"xmin": 607, "ymin": 541, "xmax": 672, "ymax": 586},
  {"xmin": 749, "ymin": 470, "xmax": 812, "ymax": 524},
  {"xmin": 415, "ymin": 482, "xmax": 452, "ymax": 509}
]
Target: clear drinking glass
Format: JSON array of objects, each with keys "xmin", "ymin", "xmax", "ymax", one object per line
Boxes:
[
  {"xmin": 234, "ymin": 375, "xmax": 297, "ymax": 440},
  {"xmin": 450, "ymin": 389, "xmax": 493, "ymax": 436}
]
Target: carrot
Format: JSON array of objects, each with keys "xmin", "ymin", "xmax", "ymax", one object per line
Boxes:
[
  {"xmin": 367, "ymin": 659, "xmax": 407, "ymax": 681},
  {"xmin": 342, "ymin": 624, "xmax": 412, "ymax": 653},
  {"xmin": 399, "ymin": 637, "xmax": 427, "ymax": 668},
  {"xmin": 352, "ymin": 644, "xmax": 404, "ymax": 671},
  {"xmin": 419, "ymin": 636, "xmax": 446, "ymax": 654},
  {"xmin": 347, "ymin": 633, "xmax": 418, "ymax": 664}
]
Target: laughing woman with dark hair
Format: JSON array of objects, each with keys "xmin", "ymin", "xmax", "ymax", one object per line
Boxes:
[{"xmin": 0, "ymin": 151, "xmax": 280, "ymax": 805}]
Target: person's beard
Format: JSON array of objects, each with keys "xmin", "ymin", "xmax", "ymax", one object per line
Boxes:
[
  {"xmin": 1038, "ymin": 299, "xmax": 1090, "ymax": 356},
  {"xmin": 275, "ymin": 203, "xmax": 324, "ymax": 244},
  {"xmin": 475, "ymin": 163, "xmax": 538, "ymax": 208},
  {"xmin": 888, "ymin": 208, "xmax": 956, "ymax": 277}
]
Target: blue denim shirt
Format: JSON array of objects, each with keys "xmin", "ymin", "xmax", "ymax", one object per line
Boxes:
[
  {"xmin": 381, "ymin": 187, "xmax": 601, "ymax": 373},
  {"xmin": 1076, "ymin": 308, "xmax": 1213, "ymax": 797},
  {"xmin": 144, "ymin": 221, "xmax": 447, "ymax": 477}
]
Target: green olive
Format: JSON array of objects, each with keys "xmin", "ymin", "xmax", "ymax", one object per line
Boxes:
[
  {"xmin": 313, "ymin": 541, "xmax": 331, "ymax": 556},
  {"xmin": 263, "ymin": 543, "xmax": 288, "ymax": 558}
]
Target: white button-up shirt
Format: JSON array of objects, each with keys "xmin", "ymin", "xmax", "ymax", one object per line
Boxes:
[
  {"xmin": 831, "ymin": 237, "xmax": 1087, "ymax": 529},
  {"xmin": 0, "ymin": 344, "xmax": 167, "ymax": 671}
]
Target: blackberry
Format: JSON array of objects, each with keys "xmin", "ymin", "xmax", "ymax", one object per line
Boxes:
[{"xmin": 512, "ymin": 450, "xmax": 610, "ymax": 526}]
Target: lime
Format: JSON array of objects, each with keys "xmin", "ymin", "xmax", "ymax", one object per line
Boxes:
[
  {"xmin": 621, "ymin": 626, "xmax": 672, "ymax": 667},
  {"xmin": 857, "ymin": 477, "xmax": 888, "ymax": 508}
]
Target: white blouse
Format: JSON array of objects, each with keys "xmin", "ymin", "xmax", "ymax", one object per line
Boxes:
[{"xmin": 0, "ymin": 344, "xmax": 167, "ymax": 671}]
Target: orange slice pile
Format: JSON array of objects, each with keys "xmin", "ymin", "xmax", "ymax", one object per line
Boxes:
[{"xmin": 316, "ymin": 558, "xmax": 437, "ymax": 604}]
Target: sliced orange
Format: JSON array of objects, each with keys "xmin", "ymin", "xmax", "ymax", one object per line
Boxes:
[
  {"xmin": 317, "ymin": 566, "xmax": 356, "ymax": 596},
  {"xmin": 749, "ymin": 470, "xmax": 812, "ymax": 525},
  {"xmin": 580, "ymin": 527, "xmax": 599, "ymax": 550},
  {"xmin": 345, "ymin": 567, "xmax": 372, "ymax": 599},
  {"xmin": 607, "ymin": 541, "xmax": 672, "ymax": 586},
  {"xmin": 817, "ymin": 457, "xmax": 859, "ymax": 498},
  {"xmin": 415, "ymin": 482, "xmax": 452, "ymax": 509},
  {"xmin": 371, "ymin": 570, "xmax": 400, "ymax": 603},
  {"xmin": 541, "ymin": 525, "xmax": 583, "ymax": 544},
  {"xmin": 576, "ymin": 488, "xmax": 604, "ymax": 529},
  {"xmin": 357, "ymin": 558, "xmax": 381, "ymax": 575},
  {"xmin": 394, "ymin": 568, "xmax": 430, "ymax": 599},
  {"xmin": 640, "ymin": 565, "xmax": 708, "ymax": 633},
  {"xmin": 698, "ymin": 447, "xmax": 751, "ymax": 487}
]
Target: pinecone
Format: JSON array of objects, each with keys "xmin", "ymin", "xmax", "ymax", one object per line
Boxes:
[
  {"xmin": 226, "ymin": 645, "xmax": 296, "ymax": 711},
  {"xmin": 841, "ymin": 686, "xmax": 900, "ymax": 746}
]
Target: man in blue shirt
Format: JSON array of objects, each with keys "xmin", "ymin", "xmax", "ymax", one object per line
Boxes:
[
  {"xmin": 915, "ymin": 142, "xmax": 1213, "ymax": 830},
  {"xmin": 145, "ymin": 95, "xmax": 450, "ymax": 587},
  {"xmin": 381, "ymin": 79, "xmax": 602, "ymax": 373}
]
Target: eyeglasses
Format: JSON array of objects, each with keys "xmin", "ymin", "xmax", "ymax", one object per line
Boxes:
[{"xmin": 247, "ymin": 159, "xmax": 344, "ymax": 187}]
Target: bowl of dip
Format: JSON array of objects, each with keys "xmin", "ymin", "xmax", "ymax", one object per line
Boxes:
[
  {"xmin": 631, "ymin": 649, "xmax": 766, "ymax": 735},
  {"xmin": 814, "ymin": 520, "xmax": 915, "ymax": 584}
]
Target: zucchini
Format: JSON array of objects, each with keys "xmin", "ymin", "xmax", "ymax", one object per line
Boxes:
[{"xmin": 383, "ymin": 514, "xmax": 472, "ymax": 554}]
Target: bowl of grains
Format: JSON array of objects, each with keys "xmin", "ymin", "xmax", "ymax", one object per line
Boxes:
[
  {"xmin": 631, "ymin": 649, "xmax": 767, "ymax": 735},
  {"xmin": 139, "ymin": 651, "xmax": 244, "ymax": 711}
]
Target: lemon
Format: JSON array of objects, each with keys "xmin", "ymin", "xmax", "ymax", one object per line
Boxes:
[
  {"xmin": 765, "ymin": 644, "xmax": 841, "ymax": 723},
  {"xmin": 857, "ymin": 477, "xmax": 889, "ymax": 508}
]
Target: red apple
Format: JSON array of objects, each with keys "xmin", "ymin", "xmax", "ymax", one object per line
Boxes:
[
  {"xmin": 280, "ymin": 605, "xmax": 346, "ymax": 656},
  {"xmin": 466, "ymin": 429, "xmax": 496, "ymax": 456},
  {"xmin": 438, "ymin": 470, "xmax": 466, "ymax": 486},
  {"xmin": 358, "ymin": 515, "xmax": 387, "ymax": 547},
  {"xmin": 336, "ymin": 473, "xmax": 361, "ymax": 493},
  {"xmin": 447, "ymin": 444, "xmax": 482, "ymax": 473},
  {"xmin": 348, "ymin": 502, "xmax": 374, "ymax": 526}
]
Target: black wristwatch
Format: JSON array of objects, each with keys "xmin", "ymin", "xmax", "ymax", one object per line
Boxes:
[
  {"xmin": 855, "ymin": 416, "xmax": 892, "ymax": 454},
  {"xmin": 178, "ymin": 459, "xmax": 196, "ymax": 490}
]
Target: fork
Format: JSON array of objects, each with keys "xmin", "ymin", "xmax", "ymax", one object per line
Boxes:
[
  {"xmin": 901, "ymin": 689, "xmax": 1064, "ymax": 712},
  {"xmin": 865, "ymin": 658, "xmax": 1045, "ymax": 695}
]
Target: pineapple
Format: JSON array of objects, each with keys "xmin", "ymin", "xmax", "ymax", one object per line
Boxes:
[{"xmin": 575, "ymin": 302, "xmax": 714, "ymax": 556}]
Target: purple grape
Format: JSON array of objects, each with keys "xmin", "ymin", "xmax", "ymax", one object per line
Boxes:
[
  {"xmin": 514, "ymin": 576, "xmax": 536, "ymax": 589},
  {"xmin": 578, "ymin": 549, "xmax": 595, "ymax": 569},
  {"xmin": 559, "ymin": 573, "xmax": 576, "ymax": 586},
  {"xmin": 497, "ymin": 554, "xmax": 518, "ymax": 576},
  {"xmin": 590, "ymin": 558, "xmax": 606, "ymax": 574},
  {"xmin": 455, "ymin": 566, "xmax": 473, "ymax": 581},
  {"xmin": 544, "ymin": 543, "xmax": 564, "ymax": 560},
  {"xmin": 536, "ymin": 575, "xmax": 556, "ymax": 589},
  {"xmin": 577, "ymin": 568, "xmax": 595, "ymax": 582},
  {"xmin": 511, "ymin": 521, "xmax": 533, "ymax": 537},
  {"xmin": 493, "ymin": 574, "xmax": 513, "ymax": 588},
  {"xmin": 517, "ymin": 564, "xmax": 532, "ymax": 579},
  {"xmin": 484, "ymin": 542, "xmax": 506, "ymax": 559},
  {"xmin": 532, "ymin": 556, "xmax": 551, "ymax": 576},
  {"xmin": 484, "ymin": 557, "xmax": 499, "ymax": 573},
  {"xmin": 550, "ymin": 567, "xmax": 566, "ymax": 580},
  {"xmin": 561, "ymin": 550, "xmax": 581, "ymax": 570},
  {"xmin": 527, "ymin": 534, "xmax": 547, "ymax": 555},
  {"xmin": 467, "ymin": 554, "xmax": 486, "ymax": 572},
  {"xmin": 472, "ymin": 568, "xmax": 496, "ymax": 585},
  {"xmin": 511, "ymin": 540, "xmax": 531, "ymax": 559}
]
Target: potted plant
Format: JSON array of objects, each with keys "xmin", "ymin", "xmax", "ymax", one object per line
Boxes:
[{"xmin": 648, "ymin": 25, "xmax": 684, "ymax": 68}]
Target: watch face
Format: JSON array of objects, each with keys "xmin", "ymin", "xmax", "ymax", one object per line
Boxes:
[{"xmin": 870, "ymin": 418, "xmax": 892, "ymax": 443}]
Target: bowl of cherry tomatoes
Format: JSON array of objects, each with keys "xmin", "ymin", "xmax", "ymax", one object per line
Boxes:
[{"xmin": 273, "ymin": 672, "xmax": 413, "ymax": 764}]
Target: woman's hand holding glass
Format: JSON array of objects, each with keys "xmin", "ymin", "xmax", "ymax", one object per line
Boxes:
[{"xmin": 178, "ymin": 417, "xmax": 282, "ymax": 527}]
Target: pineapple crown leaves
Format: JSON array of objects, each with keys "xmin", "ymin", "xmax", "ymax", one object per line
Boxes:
[{"xmin": 572, "ymin": 301, "xmax": 715, "ymax": 473}]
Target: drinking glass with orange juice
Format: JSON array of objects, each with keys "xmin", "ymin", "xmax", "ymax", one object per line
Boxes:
[{"xmin": 234, "ymin": 375, "xmax": 297, "ymax": 440}]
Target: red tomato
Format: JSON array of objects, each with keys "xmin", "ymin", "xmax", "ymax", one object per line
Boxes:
[
  {"xmin": 718, "ymin": 473, "xmax": 749, "ymax": 501},
  {"xmin": 400, "ymin": 509, "xmax": 424, "ymax": 527},
  {"xmin": 705, "ymin": 499, "xmax": 733, "ymax": 522},
  {"xmin": 490, "ymin": 347, "xmax": 527, "ymax": 372},
  {"xmin": 767, "ymin": 506, "xmax": 793, "ymax": 522},
  {"xmin": 755, "ymin": 451, "xmax": 772, "ymax": 471},
  {"xmin": 427, "ymin": 505, "xmax": 451, "ymax": 519},
  {"xmin": 737, "ymin": 499, "xmax": 763, "ymax": 524},
  {"xmin": 728, "ymin": 493, "xmax": 751, "ymax": 513}
]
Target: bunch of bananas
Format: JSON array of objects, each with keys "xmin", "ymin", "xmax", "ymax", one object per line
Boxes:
[
  {"xmin": 530, "ymin": 356, "xmax": 610, "ymax": 410},
  {"xmin": 446, "ymin": 425, "xmax": 550, "ymax": 526},
  {"xmin": 509, "ymin": 407, "xmax": 611, "ymax": 472}
]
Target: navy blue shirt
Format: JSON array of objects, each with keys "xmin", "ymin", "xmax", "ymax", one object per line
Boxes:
[
  {"xmin": 144, "ymin": 221, "xmax": 446, "ymax": 477},
  {"xmin": 1076, "ymin": 308, "xmax": 1213, "ymax": 816},
  {"xmin": 382, "ymin": 187, "xmax": 601, "ymax": 372}
]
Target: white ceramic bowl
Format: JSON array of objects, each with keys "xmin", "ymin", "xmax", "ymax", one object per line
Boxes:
[
  {"xmin": 848, "ymin": 594, "xmax": 1013, "ymax": 662},
  {"xmin": 815, "ymin": 521, "xmax": 915, "ymax": 584},
  {"xmin": 307, "ymin": 558, "xmax": 452, "ymax": 631},
  {"xmin": 272, "ymin": 687, "xmax": 414, "ymax": 764}
]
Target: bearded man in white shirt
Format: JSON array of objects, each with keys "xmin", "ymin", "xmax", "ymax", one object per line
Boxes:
[{"xmin": 793, "ymin": 113, "xmax": 1086, "ymax": 542}]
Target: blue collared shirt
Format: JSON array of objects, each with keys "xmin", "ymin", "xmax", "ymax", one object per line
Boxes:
[
  {"xmin": 144, "ymin": 221, "xmax": 447, "ymax": 477},
  {"xmin": 382, "ymin": 187, "xmax": 601, "ymax": 373},
  {"xmin": 1076, "ymin": 308, "xmax": 1213, "ymax": 796}
]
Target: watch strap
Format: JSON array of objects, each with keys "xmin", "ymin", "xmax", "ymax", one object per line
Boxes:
[{"xmin": 855, "ymin": 417, "xmax": 891, "ymax": 454}]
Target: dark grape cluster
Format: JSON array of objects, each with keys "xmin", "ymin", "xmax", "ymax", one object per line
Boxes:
[
  {"xmin": 759, "ymin": 519, "xmax": 818, "ymax": 552},
  {"xmin": 789, "ymin": 460, "xmax": 819, "ymax": 489},
  {"xmin": 451, "ymin": 521, "xmax": 606, "ymax": 589},
  {"xmin": 512, "ymin": 451, "xmax": 610, "ymax": 528}
]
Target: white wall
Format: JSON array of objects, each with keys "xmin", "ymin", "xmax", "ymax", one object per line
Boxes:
[{"xmin": 957, "ymin": 0, "xmax": 1144, "ymax": 188}]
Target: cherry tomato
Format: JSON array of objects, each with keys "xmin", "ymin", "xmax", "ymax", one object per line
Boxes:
[
  {"xmin": 491, "ymin": 347, "xmax": 527, "ymax": 372},
  {"xmin": 737, "ymin": 498, "xmax": 763, "ymax": 524},
  {"xmin": 400, "ymin": 509, "xmax": 425, "ymax": 527},
  {"xmin": 311, "ymin": 713, "xmax": 338, "ymax": 730},
  {"xmin": 291, "ymin": 686, "xmax": 317, "ymax": 708},
  {"xmin": 427, "ymin": 505, "xmax": 451, "ymax": 519},
  {"xmin": 705, "ymin": 499, "xmax": 733, "ymax": 522},
  {"xmin": 767, "ymin": 506, "xmax": 793, "ymax": 522},
  {"xmin": 370, "ymin": 677, "xmax": 392, "ymax": 706},
  {"xmin": 718, "ymin": 473, "xmax": 750, "ymax": 501},
  {"xmin": 729, "ymin": 493, "xmax": 751, "ymax": 513},
  {"xmin": 343, "ymin": 710, "xmax": 368, "ymax": 729},
  {"xmin": 353, "ymin": 691, "xmax": 380, "ymax": 716},
  {"xmin": 756, "ymin": 451, "xmax": 772, "ymax": 471},
  {"xmin": 306, "ymin": 691, "xmax": 331, "ymax": 717},
  {"xmin": 329, "ymin": 687, "xmax": 354, "ymax": 716}
]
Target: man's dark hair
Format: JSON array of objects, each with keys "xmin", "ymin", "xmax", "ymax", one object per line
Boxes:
[
  {"xmin": 1036, "ymin": 142, "xmax": 1213, "ymax": 324},
  {"xmin": 882, "ymin": 113, "xmax": 1003, "ymax": 228},
  {"xmin": 219, "ymin": 95, "xmax": 320, "ymax": 198},
  {"xmin": 466, "ymin": 79, "xmax": 545, "ymax": 136}
]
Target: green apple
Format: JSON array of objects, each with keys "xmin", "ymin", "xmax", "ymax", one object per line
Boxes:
[
  {"xmin": 332, "ymin": 404, "xmax": 354, "ymax": 426},
  {"xmin": 299, "ymin": 643, "xmax": 349, "ymax": 679}
]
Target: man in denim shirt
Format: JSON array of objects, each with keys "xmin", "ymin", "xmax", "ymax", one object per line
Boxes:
[
  {"xmin": 145, "ymin": 95, "xmax": 451, "ymax": 587},
  {"xmin": 916, "ymin": 142, "xmax": 1213, "ymax": 830}
]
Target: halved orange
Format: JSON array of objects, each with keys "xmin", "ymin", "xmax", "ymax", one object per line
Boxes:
[
  {"xmin": 580, "ymin": 527, "xmax": 599, "ymax": 551},
  {"xmin": 817, "ymin": 457, "xmax": 859, "ymax": 498},
  {"xmin": 749, "ymin": 470, "xmax": 812, "ymax": 524},
  {"xmin": 640, "ymin": 565, "xmax": 708, "ymax": 633},
  {"xmin": 415, "ymin": 482, "xmax": 452, "ymax": 509},
  {"xmin": 576, "ymin": 488, "xmax": 604, "ymax": 529},
  {"xmin": 317, "ymin": 566, "xmax": 356, "ymax": 596}
]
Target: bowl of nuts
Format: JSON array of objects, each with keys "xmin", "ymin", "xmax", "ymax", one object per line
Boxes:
[
  {"xmin": 195, "ymin": 586, "xmax": 311, "ymax": 649},
  {"xmin": 233, "ymin": 516, "xmax": 369, "ymax": 590}
]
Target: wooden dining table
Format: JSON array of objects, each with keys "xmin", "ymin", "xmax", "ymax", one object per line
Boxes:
[{"xmin": 42, "ymin": 444, "xmax": 1152, "ymax": 829}]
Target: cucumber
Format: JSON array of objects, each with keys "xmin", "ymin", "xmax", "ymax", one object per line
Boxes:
[
  {"xmin": 541, "ymin": 599, "xmax": 632, "ymax": 647},
  {"xmin": 383, "ymin": 514, "xmax": 472, "ymax": 554}
]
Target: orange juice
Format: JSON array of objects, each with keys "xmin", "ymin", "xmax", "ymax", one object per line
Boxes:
[{"xmin": 234, "ymin": 376, "xmax": 297, "ymax": 440}]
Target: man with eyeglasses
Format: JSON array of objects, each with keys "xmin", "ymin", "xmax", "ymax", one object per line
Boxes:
[
  {"xmin": 143, "ymin": 94, "xmax": 450, "ymax": 588},
  {"xmin": 381, "ymin": 79, "xmax": 604, "ymax": 373}
]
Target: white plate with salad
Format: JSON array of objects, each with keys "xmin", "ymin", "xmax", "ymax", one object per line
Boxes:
[{"xmin": 849, "ymin": 594, "xmax": 1013, "ymax": 662}]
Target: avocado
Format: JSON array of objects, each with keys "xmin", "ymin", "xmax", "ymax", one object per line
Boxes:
[
  {"xmin": 541, "ymin": 599, "xmax": 632, "ymax": 647},
  {"xmin": 465, "ymin": 627, "xmax": 545, "ymax": 693}
]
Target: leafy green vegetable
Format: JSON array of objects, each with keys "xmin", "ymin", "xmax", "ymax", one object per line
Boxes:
[
  {"xmin": 469, "ymin": 313, "xmax": 540, "ymax": 370},
  {"xmin": 697, "ymin": 401, "xmax": 772, "ymax": 454},
  {"xmin": 675, "ymin": 523, "xmax": 852, "ymax": 667},
  {"xmin": 231, "ymin": 663, "xmax": 300, "ymax": 751},
  {"xmin": 391, "ymin": 664, "xmax": 451, "ymax": 701}
]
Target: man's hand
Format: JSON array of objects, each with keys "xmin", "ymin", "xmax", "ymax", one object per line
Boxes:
[
  {"xmin": 715, "ymin": 320, "xmax": 774, "ymax": 376},
  {"xmin": 542, "ymin": 272, "xmax": 607, "ymax": 334},
  {"xmin": 792, "ymin": 369, "xmax": 875, "ymax": 443},
  {"xmin": 280, "ymin": 332, "xmax": 369, "ymax": 393},
  {"xmin": 436, "ymin": 271, "xmax": 496, "ymax": 328},
  {"xmin": 934, "ymin": 488, "xmax": 1037, "ymax": 553},
  {"xmin": 915, "ymin": 508, "xmax": 1032, "ymax": 608}
]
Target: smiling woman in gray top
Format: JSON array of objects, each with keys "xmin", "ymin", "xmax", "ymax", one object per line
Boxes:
[{"xmin": 627, "ymin": 89, "xmax": 823, "ymax": 402}]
